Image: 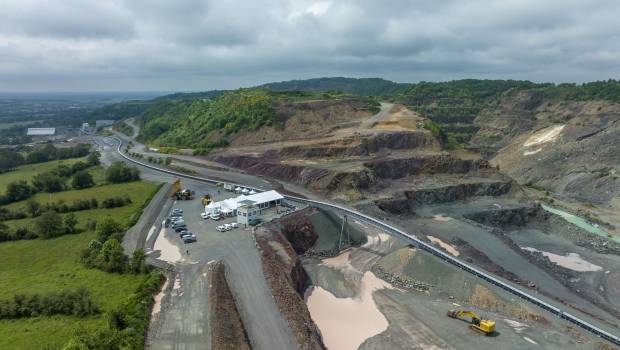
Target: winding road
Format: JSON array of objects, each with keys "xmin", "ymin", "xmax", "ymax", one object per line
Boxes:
[{"xmin": 103, "ymin": 133, "xmax": 620, "ymax": 347}]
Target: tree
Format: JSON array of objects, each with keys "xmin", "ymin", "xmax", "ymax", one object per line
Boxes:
[
  {"xmin": 36, "ymin": 211, "xmax": 64, "ymax": 238},
  {"xmin": 100, "ymin": 239, "xmax": 126, "ymax": 273},
  {"xmin": 5, "ymin": 180, "xmax": 33, "ymax": 202},
  {"xmin": 105, "ymin": 162, "xmax": 140, "ymax": 183},
  {"xmin": 64, "ymin": 213, "xmax": 78, "ymax": 234},
  {"xmin": 0, "ymin": 222, "xmax": 11, "ymax": 242},
  {"xmin": 86, "ymin": 151, "xmax": 100, "ymax": 166},
  {"xmin": 72, "ymin": 171, "xmax": 94, "ymax": 189},
  {"xmin": 96, "ymin": 217, "xmax": 123, "ymax": 242},
  {"xmin": 32, "ymin": 172, "xmax": 65, "ymax": 192},
  {"xmin": 129, "ymin": 249, "xmax": 148, "ymax": 274},
  {"xmin": 25, "ymin": 199, "xmax": 41, "ymax": 217}
]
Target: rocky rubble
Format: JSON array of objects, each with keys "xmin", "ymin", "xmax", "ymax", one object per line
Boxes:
[{"xmin": 372, "ymin": 265, "xmax": 432, "ymax": 292}]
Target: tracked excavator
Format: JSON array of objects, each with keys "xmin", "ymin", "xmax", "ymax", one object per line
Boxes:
[{"xmin": 447, "ymin": 310, "xmax": 496, "ymax": 335}]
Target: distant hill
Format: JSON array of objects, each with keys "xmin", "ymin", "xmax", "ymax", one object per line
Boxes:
[{"xmin": 260, "ymin": 77, "xmax": 409, "ymax": 96}]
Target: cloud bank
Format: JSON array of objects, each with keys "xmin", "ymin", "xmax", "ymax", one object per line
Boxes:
[{"xmin": 1, "ymin": 0, "xmax": 619, "ymax": 91}]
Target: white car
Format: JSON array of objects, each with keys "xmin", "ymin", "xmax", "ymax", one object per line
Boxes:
[
  {"xmin": 223, "ymin": 224, "xmax": 232, "ymax": 231},
  {"xmin": 200, "ymin": 213, "xmax": 208, "ymax": 219},
  {"xmin": 230, "ymin": 222, "xmax": 239, "ymax": 229},
  {"xmin": 216, "ymin": 225, "xmax": 226, "ymax": 232},
  {"xmin": 210, "ymin": 213, "xmax": 222, "ymax": 221}
]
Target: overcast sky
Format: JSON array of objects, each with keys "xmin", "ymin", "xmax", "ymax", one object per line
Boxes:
[{"xmin": 1, "ymin": 0, "xmax": 619, "ymax": 92}]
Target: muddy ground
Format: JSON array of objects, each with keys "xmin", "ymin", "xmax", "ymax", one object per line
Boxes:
[{"xmin": 302, "ymin": 218, "xmax": 618, "ymax": 350}]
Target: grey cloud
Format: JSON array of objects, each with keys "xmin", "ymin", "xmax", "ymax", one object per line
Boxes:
[{"xmin": 0, "ymin": 0, "xmax": 619, "ymax": 92}]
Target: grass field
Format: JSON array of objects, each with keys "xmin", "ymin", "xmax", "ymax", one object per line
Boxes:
[
  {"xmin": 0, "ymin": 162, "xmax": 161, "ymax": 349},
  {"xmin": 0, "ymin": 120, "xmax": 42, "ymax": 130},
  {"xmin": 0, "ymin": 157, "xmax": 86, "ymax": 193}
]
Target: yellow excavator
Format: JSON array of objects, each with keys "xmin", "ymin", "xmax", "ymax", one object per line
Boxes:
[
  {"xmin": 447, "ymin": 310, "xmax": 496, "ymax": 336},
  {"xmin": 202, "ymin": 194, "xmax": 212, "ymax": 206},
  {"xmin": 171, "ymin": 179, "xmax": 194, "ymax": 200}
]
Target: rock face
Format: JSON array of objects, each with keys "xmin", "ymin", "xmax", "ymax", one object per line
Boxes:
[
  {"xmin": 365, "ymin": 154, "xmax": 488, "ymax": 179},
  {"xmin": 469, "ymin": 95, "xmax": 620, "ymax": 224},
  {"xmin": 404, "ymin": 180, "xmax": 512, "ymax": 205},
  {"xmin": 280, "ymin": 131, "xmax": 436, "ymax": 158},
  {"xmin": 278, "ymin": 211, "xmax": 319, "ymax": 255},
  {"xmin": 207, "ymin": 262, "xmax": 252, "ymax": 350},
  {"xmin": 463, "ymin": 204, "xmax": 546, "ymax": 227},
  {"xmin": 256, "ymin": 227, "xmax": 325, "ymax": 350}
]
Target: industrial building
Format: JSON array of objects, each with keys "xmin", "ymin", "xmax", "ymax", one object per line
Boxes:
[
  {"xmin": 205, "ymin": 190, "xmax": 284, "ymax": 219},
  {"xmin": 26, "ymin": 127, "xmax": 56, "ymax": 136}
]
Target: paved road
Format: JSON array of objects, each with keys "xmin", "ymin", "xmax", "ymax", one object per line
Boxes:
[{"xmin": 96, "ymin": 135, "xmax": 299, "ymax": 350}]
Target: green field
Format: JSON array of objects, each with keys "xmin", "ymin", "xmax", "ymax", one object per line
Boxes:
[
  {"xmin": 0, "ymin": 120, "xmax": 43, "ymax": 130},
  {"xmin": 0, "ymin": 160, "xmax": 161, "ymax": 349},
  {"xmin": 0, "ymin": 157, "xmax": 86, "ymax": 193}
]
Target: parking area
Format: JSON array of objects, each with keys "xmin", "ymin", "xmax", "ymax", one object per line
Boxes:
[{"xmin": 149, "ymin": 185, "xmax": 301, "ymax": 350}]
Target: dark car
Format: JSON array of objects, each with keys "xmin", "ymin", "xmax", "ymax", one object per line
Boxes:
[{"xmin": 174, "ymin": 225, "xmax": 187, "ymax": 232}]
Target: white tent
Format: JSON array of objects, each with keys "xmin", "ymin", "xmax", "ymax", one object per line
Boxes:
[
  {"xmin": 249, "ymin": 190, "xmax": 257, "ymax": 195},
  {"xmin": 205, "ymin": 190, "xmax": 284, "ymax": 215},
  {"xmin": 242, "ymin": 188, "xmax": 250, "ymax": 194}
]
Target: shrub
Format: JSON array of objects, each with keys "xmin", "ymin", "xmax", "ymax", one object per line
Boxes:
[
  {"xmin": 0, "ymin": 288, "xmax": 98, "ymax": 319},
  {"xmin": 72, "ymin": 171, "xmax": 94, "ymax": 189},
  {"xmin": 105, "ymin": 162, "xmax": 140, "ymax": 183},
  {"xmin": 96, "ymin": 218, "xmax": 124, "ymax": 242},
  {"xmin": 36, "ymin": 211, "xmax": 64, "ymax": 238}
]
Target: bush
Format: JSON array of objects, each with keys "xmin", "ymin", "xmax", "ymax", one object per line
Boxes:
[
  {"xmin": 72, "ymin": 171, "xmax": 94, "ymax": 189},
  {"xmin": 96, "ymin": 217, "xmax": 124, "ymax": 242},
  {"xmin": 4, "ymin": 180, "xmax": 33, "ymax": 203},
  {"xmin": 32, "ymin": 172, "xmax": 65, "ymax": 193},
  {"xmin": 36, "ymin": 211, "xmax": 64, "ymax": 238},
  {"xmin": 0, "ymin": 288, "xmax": 98, "ymax": 319},
  {"xmin": 105, "ymin": 162, "xmax": 140, "ymax": 183}
]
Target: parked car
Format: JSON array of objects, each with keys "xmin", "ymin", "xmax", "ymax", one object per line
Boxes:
[
  {"xmin": 172, "ymin": 208, "xmax": 183, "ymax": 213},
  {"xmin": 200, "ymin": 212, "xmax": 209, "ymax": 219},
  {"xmin": 223, "ymin": 224, "xmax": 232, "ymax": 231},
  {"xmin": 248, "ymin": 218, "xmax": 261, "ymax": 226},
  {"xmin": 178, "ymin": 230, "xmax": 190, "ymax": 237},
  {"xmin": 182, "ymin": 234, "xmax": 197, "ymax": 243},
  {"xmin": 230, "ymin": 222, "xmax": 239, "ymax": 229},
  {"xmin": 174, "ymin": 225, "xmax": 187, "ymax": 232},
  {"xmin": 210, "ymin": 213, "xmax": 222, "ymax": 220},
  {"xmin": 216, "ymin": 225, "xmax": 226, "ymax": 232}
]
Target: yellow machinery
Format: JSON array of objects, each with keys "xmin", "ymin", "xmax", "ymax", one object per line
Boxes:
[
  {"xmin": 171, "ymin": 179, "xmax": 181, "ymax": 198},
  {"xmin": 202, "ymin": 194, "xmax": 212, "ymax": 206},
  {"xmin": 171, "ymin": 179, "xmax": 194, "ymax": 200},
  {"xmin": 447, "ymin": 310, "xmax": 496, "ymax": 335}
]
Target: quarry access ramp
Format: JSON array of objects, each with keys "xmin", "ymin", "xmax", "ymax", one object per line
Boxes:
[{"xmin": 109, "ymin": 136, "xmax": 620, "ymax": 346}]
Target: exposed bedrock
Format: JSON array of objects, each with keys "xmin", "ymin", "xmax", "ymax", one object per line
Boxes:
[
  {"xmin": 374, "ymin": 195, "xmax": 414, "ymax": 215},
  {"xmin": 279, "ymin": 131, "xmax": 435, "ymax": 158},
  {"xmin": 365, "ymin": 154, "xmax": 489, "ymax": 180},
  {"xmin": 404, "ymin": 180, "xmax": 512, "ymax": 205},
  {"xmin": 256, "ymin": 227, "xmax": 325, "ymax": 350},
  {"xmin": 214, "ymin": 154, "xmax": 375, "ymax": 192},
  {"xmin": 463, "ymin": 204, "xmax": 547, "ymax": 227}
]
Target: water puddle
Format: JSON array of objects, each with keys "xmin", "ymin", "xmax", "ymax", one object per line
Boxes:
[
  {"xmin": 306, "ymin": 249, "xmax": 393, "ymax": 350},
  {"xmin": 521, "ymin": 247, "xmax": 602, "ymax": 272},
  {"xmin": 427, "ymin": 235, "xmax": 460, "ymax": 256},
  {"xmin": 305, "ymin": 271, "xmax": 391, "ymax": 350},
  {"xmin": 541, "ymin": 204, "xmax": 619, "ymax": 243}
]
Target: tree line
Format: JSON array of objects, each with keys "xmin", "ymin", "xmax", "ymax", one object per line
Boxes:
[{"xmin": 0, "ymin": 144, "xmax": 92, "ymax": 173}]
